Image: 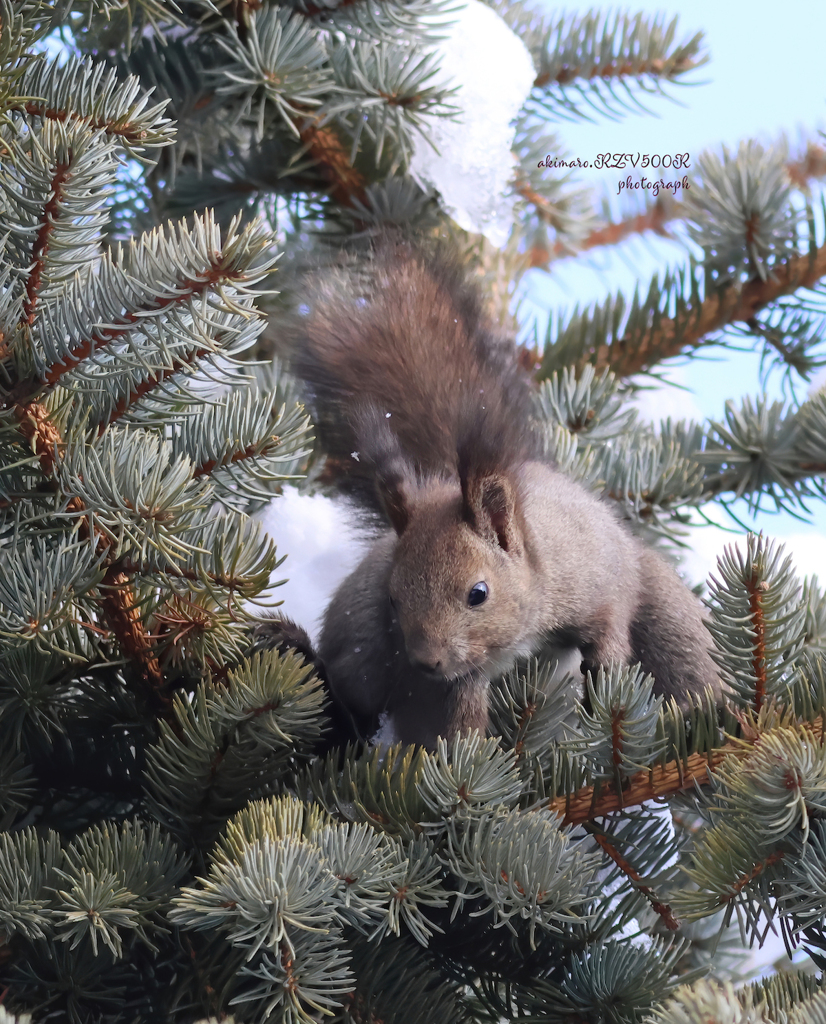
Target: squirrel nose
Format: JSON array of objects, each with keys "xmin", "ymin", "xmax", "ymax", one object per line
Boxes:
[
  {"xmin": 407, "ymin": 636, "xmax": 447, "ymax": 677},
  {"xmin": 412, "ymin": 655, "xmax": 443, "ymax": 677}
]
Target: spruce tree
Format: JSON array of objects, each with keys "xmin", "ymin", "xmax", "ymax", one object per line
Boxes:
[{"xmin": 2, "ymin": 3, "xmax": 826, "ymax": 1024}]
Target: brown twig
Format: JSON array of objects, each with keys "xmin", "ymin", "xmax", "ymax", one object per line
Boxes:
[
  {"xmin": 534, "ymin": 56, "xmax": 699, "ymax": 90},
  {"xmin": 513, "ymin": 699, "xmax": 538, "ymax": 761},
  {"xmin": 99, "ymin": 567, "xmax": 165, "ymax": 698},
  {"xmin": 21, "ymin": 160, "xmax": 71, "ymax": 327},
  {"xmin": 728, "ymin": 851, "xmax": 786, "ymax": 898},
  {"xmin": 548, "ymin": 747, "xmax": 734, "ymax": 827},
  {"xmin": 192, "ymin": 442, "xmax": 264, "ymax": 479},
  {"xmin": 550, "ymin": 715, "xmax": 825, "ymax": 827},
  {"xmin": 523, "ymin": 199, "xmax": 677, "ymax": 268},
  {"xmin": 516, "ymin": 175, "xmax": 673, "ymax": 261},
  {"xmin": 13, "ymin": 102, "xmax": 166, "ymax": 147},
  {"xmin": 748, "ymin": 576, "xmax": 769, "ymax": 713},
  {"xmin": 119, "ymin": 560, "xmax": 255, "ymax": 593},
  {"xmin": 97, "ymin": 345, "xmax": 211, "ymax": 434},
  {"xmin": 589, "ymin": 828, "xmax": 679, "ymax": 930},
  {"xmin": 578, "ymin": 201, "xmax": 676, "ymax": 253}
]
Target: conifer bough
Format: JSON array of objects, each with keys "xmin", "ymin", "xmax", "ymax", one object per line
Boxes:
[{"xmin": 2, "ymin": 2, "xmax": 826, "ymax": 1023}]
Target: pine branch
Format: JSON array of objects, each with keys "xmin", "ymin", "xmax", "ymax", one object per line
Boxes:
[
  {"xmin": 2, "ymin": 128, "xmax": 292, "ymax": 685},
  {"xmin": 191, "ymin": 442, "xmax": 267, "ymax": 480},
  {"xmin": 583, "ymin": 241, "xmax": 826, "ymax": 377},
  {"xmin": 546, "ymin": 535, "xmax": 818, "ymax": 827},
  {"xmin": 507, "ymin": 7, "xmax": 708, "ymax": 122},
  {"xmin": 726, "ymin": 850, "xmax": 786, "ymax": 898},
  {"xmin": 705, "ymin": 535, "xmax": 808, "ymax": 714},
  {"xmin": 120, "ymin": 559, "xmax": 261, "ymax": 596},
  {"xmin": 513, "ymin": 171, "xmax": 615, "ymax": 264},
  {"xmin": 543, "ymin": 144, "xmax": 826, "ymax": 377},
  {"xmin": 14, "ymin": 251, "xmax": 251, "ymax": 399},
  {"xmin": 145, "ymin": 663, "xmax": 327, "ymax": 844},
  {"xmin": 5, "ymin": 58, "xmax": 175, "ymax": 157},
  {"xmin": 523, "ymin": 196, "xmax": 679, "ymax": 269},
  {"xmin": 549, "ymin": 716, "xmax": 825, "ymax": 828},
  {"xmin": 12, "ymin": 399, "xmax": 166, "ymax": 702},
  {"xmin": 143, "ymin": 6, "xmax": 456, "ymax": 217},
  {"xmin": 6, "ymin": 365, "xmax": 296, "ymax": 705},
  {"xmin": 166, "ymin": 377, "xmax": 311, "ymax": 508},
  {"xmin": 8, "ymin": 395, "xmax": 264, "ymax": 708},
  {"xmin": 560, "ymin": 198, "xmax": 676, "ymax": 257},
  {"xmin": 538, "ymin": 377, "xmax": 826, "ymax": 523},
  {"xmin": 14, "ymin": 98, "xmax": 165, "ymax": 149},
  {"xmin": 208, "ymin": 6, "xmax": 376, "ymax": 208}
]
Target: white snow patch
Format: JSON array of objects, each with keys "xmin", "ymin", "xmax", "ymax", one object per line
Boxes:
[
  {"xmin": 371, "ymin": 711, "xmax": 402, "ymax": 748},
  {"xmin": 256, "ymin": 487, "xmax": 369, "ymax": 642},
  {"xmin": 409, "ymin": 0, "xmax": 535, "ymax": 247}
]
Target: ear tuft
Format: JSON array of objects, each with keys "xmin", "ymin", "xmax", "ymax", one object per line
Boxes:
[{"xmin": 462, "ymin": 473, "xmax": 522, "ymax": 554}]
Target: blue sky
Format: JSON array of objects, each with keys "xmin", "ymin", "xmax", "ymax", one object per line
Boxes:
[{"xmin": 520, "ymin": 0, "xmax": 826, "ymax": 583}]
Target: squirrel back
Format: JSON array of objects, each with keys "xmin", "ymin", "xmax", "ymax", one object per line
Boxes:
[{"xmin": 290, "ymin": 236, "xmax": 539, "ymax": 517}]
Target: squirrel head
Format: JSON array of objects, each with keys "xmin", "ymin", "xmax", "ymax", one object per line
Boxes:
[{"xmin": 385, "ymin": 472, "xmax": 540, "ymax": 684}]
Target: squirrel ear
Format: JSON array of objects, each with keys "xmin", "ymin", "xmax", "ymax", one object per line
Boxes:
[{"xmin": 462, "ymin": 474, "xmax": 522, "ymax": 554}]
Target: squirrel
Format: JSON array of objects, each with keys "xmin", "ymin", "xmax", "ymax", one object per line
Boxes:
[{"xmin": 269, "ymin": 235, "xmax": 721, "ymax": 749}]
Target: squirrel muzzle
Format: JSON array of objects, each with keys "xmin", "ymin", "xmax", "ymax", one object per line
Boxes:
[{"xmin": 403, "ymin": 630, "xmax": 471, "ymax": 682}]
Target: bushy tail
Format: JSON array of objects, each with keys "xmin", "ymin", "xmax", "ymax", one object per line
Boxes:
[{"xmin": 288, "ymin": 235, "xmax": 539, "ymax": 510}]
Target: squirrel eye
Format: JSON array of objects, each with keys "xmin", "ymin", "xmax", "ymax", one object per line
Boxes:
[{"xmin": 467, "ymin": 581, "xmax": 489, "ymax": 607}]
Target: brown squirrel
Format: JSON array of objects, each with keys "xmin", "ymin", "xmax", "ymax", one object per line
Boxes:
[{"xmin": 272, "ymin": 236, "xmax": 720, "ymax": 749}]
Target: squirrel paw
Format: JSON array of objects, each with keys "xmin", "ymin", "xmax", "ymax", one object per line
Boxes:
[{"xmin": 252, "ymin": 616, "xmax": 324, "ymax": 677}]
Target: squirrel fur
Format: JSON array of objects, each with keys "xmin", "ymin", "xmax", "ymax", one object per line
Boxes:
[{"xmin": 283, "ymin": 236, "xmax": 721, "ymax": 749}]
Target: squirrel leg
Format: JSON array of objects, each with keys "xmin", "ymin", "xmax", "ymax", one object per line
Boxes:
[
  {"xmin": 252, "ymin": 615, "xmax": 322, "ymax": 671},
  {"xmin": 579, "ymin": 626, "xmax": 634, "ymax": 679},
  {"xmin": 253, "ymin": 615, "xmax": 370, "ymax": 748},
  {"xmin": 384, "ymin": 672, "xmax": 489, "ymax": 748},
  {"xmin": 444, "ymin": 678, "xmax": 489, "ymax": 739}
]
